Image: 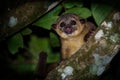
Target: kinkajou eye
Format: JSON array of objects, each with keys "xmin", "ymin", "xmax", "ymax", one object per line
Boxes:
[
  {"xmin": 60, "ymin": 22, "xmax": 66, "ymax": 27},
  {"xmin": 70, "ymin": 20, "xmax": 76, "ymax": 25},
  {"xmin": 79, "ymin": 19, "xmax": 86, "ymax": 24}
]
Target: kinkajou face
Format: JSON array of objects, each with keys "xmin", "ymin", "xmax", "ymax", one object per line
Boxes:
[
  {"xmin": 52, "ymin": 13, "xmax": 96, "ymax": 59},
  {"xmin": 52, "ymin": 13, "xmax": 87, "ymax": 39}
]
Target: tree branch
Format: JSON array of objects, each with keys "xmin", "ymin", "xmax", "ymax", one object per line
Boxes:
[{"xmin": 0, "ymin": 0, "xmax": 62, "ymax": 42}]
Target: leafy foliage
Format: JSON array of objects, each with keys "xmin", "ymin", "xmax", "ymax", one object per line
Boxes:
[
  {"xmin": 21, "ymin": 28, "xmax": 32, "ymax": 36},
  {"xmin": 32, "ymin": 1, "xmax": 93, "ymax": 63},
  {"xmin": 7, "ymin": 0, "xmax": 113, "ymax": 62},
  {"xmin": 6, "ymin": 0, "xmax": 114, "ymax": 74},
  {"xmin": 33, "ymin": 16, "xmax": 59, "ymax": 30},
  {"xmin": 7, "ymin": 33, "xmax": 23, "ymax": 54},
  {"xmin": 31, "ymin": 0, "xmax": 113, "ymax": 64},
  {"xmin": 32, "ymin": 2, "xmax": 93, "ymax": 62},
  {"xmin": 11, "ymin": 61, "xmax": 36, "ymax": 73},
  {"xmin": 50, "ymin": 32, "xmax": 60, "ymax": 48},
  {"xmin": 29, "ymin": 35, "xmax": 60, "ymax": 63},
  {"xmin": 91, "ymin": 3, "xmax": 112, "ymax": 25},
  {"xmin": 64, "ymin": 1, "xmax": 83, "ymax": 9},
  {"xmin": 7, "ymin": 28, "xmax": 32, "ymax": 54},
  {"xmin": 33, "ymin": 5, "xmax": 62, "ymax": 30},
  {"xmin": 29, "ymin": 36, "xmax": 51, "ymax": 60},
  {"xmin": 64, "ymin": 7, "xmax": 91, "ymax": 18},
  {"xmin": 34, "ymin": 1, "xmax": 92, "ymax": 30}
]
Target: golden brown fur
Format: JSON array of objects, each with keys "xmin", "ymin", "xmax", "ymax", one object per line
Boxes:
[{"xmin": 52, "ymin": 13, "xmax": 95, "ymax": 59}]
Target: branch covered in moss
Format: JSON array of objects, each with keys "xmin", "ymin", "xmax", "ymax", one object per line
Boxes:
[{"xmin": 45, "ymin": 10, "xmax": 120, "ymax": 80}]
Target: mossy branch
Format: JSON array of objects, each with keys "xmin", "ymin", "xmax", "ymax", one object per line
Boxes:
[{"xmin": 45, "ymin": 11, "xmax": 120, "ymax": 80}]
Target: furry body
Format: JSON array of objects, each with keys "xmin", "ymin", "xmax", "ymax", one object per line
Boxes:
[{"xmin": 52, "ymin": 13, "xmax": 95, "ymax": 59}]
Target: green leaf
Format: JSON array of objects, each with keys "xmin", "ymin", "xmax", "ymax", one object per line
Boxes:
[
  {"xmin": 33, "ymin": 16, "xmax": 58, "ymax": 30},
  {"xmin": 47, "ymin": 52, "xmax": 60, "ymax": 63},
  {"xmin": 64, "ymin": 0, "xmax": 83, "ymax": 9},
  {"xmin": 33, "ymin": 5, "xmax": 62, "ymax": 30},
  {"xmin": 46, "ymin": 5, "xmax": 62, "ymax": 16},
  {"xmin": 29, "ymin": 36, "xmax": 51, "ymax": 60},
  {"xmin": 64, "ymin": 7, "xmax": 91, "ymax": 18},
  {"xmin": 64, "ymin": 2, "xmax": 75, "ymax": 9},
  {"xmin": 7, "ymin": 34, "xmax": 23, "ymax": 54},
  {"xmin": 21, "ymin": 28, "xmax": 32, "ymax": 35},
  {"xmin": 50, "ymin": 32, "xmax": 60, "ymax": 48},
  {"xmin": 91, "ymin": 3, "xmax": 113, "ymax": 25},
  {"xmin": 11, "ymin": 62, "xmax": 36, "ymax": 73},
  {"xmin": 74, "ymin": 2, "xmax": 83, "ymax": 7},
  {"xmin": 29, "ymin": 35, "xmax": 60, "ymax": 63}
]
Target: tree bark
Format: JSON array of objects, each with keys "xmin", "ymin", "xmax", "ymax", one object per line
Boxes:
[
  {"xmin": 0, "ymin": 0, "xmax": 62, "ymax": 42},
  {"xmin": 45, "ymin": 10, "xmax": 120, "ymax": 80}
]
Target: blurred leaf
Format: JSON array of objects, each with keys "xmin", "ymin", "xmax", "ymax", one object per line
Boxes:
[
  {"xmin": 33, "ymin": 5, "xmax": 62, "ymax": 30},
  {"xmin": 74, "ymin": 2, "xmax": 83, "ymax": 7},
  {"xmin": 64, "ymin": 2, "xmax": 75, "ymax": 9},
  {"xmin": 50, "ymin": 32, "xmax": 60, "ymax": 48},
  {"xmin": 7, "ymin": 34, "xmax": 23, "ymax": 54},
  {"xmin": 64, "ymin": 0, "xmax": 83, "ymax": 8},
  {"xmin": 64, "ymin": 7, "xmax": 91, "ymax": 18},
  {"xmin": 33, "ymin": 16, "xmax": 58, "ymax": 30},
  {"xmin": 29, "ymin": 35, "xmax": 51, "ymax": 60},
  {"xmin": 46, "ymin": 5, "xmax": 62, "ymax": 16},
  {"xmin": 91, "ymin": 3, "xmax": 113, "ymax": 25},
  {"xmin": 11, "ymin": 62, "xmax": 36, "ymax": 73},
  {"xmin": 47, "ymin": 52, "xmax": 60, "ymax": 63},
  {"xmin": 17, "ymin": 55, "xmax": 25, "ymax": 62},
  {"xmin": 21, "ymin": 28, "xmax": 32, "ymax": 36},
  {"xmin": 64, "ymin": 1, "xmax": 83, "ymax": 9},
  {"xmin": 29, "ymin": 35, "xmax": 60, "ymax": 63}
]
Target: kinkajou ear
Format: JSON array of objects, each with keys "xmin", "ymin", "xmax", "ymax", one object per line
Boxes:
[
  {"xmin": 51, "ymin": 24, "xmax": 57, "ymax": 29},
  {"xmin": 79, "ymin": 18, "xmax": 87, "ymax": 24}
]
